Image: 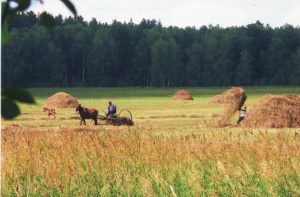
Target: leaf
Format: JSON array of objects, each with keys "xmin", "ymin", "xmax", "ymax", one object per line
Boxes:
[
  {"xmin": 2, "ymin": 87, "xmax": 36, "ymax": 104},
  {"xmin": 60, "ymin": 0, "xmax": 77, "ymax": 16},
  {"xmin": 40, "ymin": 12, "xmax": 55, "ymax": 29},
  {"xmin": 1, "ymin": 1, "xmax": 9, "ymax": 21},
  {"xmin": 1, "ymin": 20, "xmax": 9, "ymax": 44},
  {"xmin": 3, "ymin": 3, "xmax": 18, "ymax": 22},
  {"xmin": 15, "ymin": 0, "xmax": 31, "ymax": 11},
  {"xmin": 1, "ymin": 98, "xmax": 21, "ymax": 119}
]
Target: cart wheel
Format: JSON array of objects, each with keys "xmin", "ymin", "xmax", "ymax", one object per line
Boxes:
[
  {"xmin": 118, "ymin": 109, "xmax": 133, "ymax": 121},
  {"xmin": 98, "ymin": 109, "xmax": 107, "ymax": 117}
]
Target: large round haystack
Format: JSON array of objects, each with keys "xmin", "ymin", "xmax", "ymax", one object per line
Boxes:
[
  {"xmin": 173, "ymin": 89, "xmax": 193, "ymax": 100},
  {"xmin": 44, "ymin": 92, "xmax": 79, "ymax": 108},
  {"xmin": 244, "ymin": 94, "xmax": 300, "ymax": 128},
  {"xmin": 209, "ymin": 94, "xmax": 225, "ymax": 104},
  {"xmin": 215, "ymin": 87, "xmax": 247, "ymax": 126}
]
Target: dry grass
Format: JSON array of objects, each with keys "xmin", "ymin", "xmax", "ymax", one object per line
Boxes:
[{"xmin": 2, "ymin": 125, "xmax": 300, "ymax": 196}]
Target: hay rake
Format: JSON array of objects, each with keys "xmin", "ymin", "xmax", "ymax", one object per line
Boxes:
[{"xmin": 98, "ymin": 109, "xmax": 134, "ymax": 126}]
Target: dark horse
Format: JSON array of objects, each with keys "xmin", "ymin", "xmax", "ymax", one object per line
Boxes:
[{"xmin": 76, "ymin": 104, "xmax": 98, "ymax": 125}]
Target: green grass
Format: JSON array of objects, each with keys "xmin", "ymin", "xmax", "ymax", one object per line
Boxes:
[
  {"xmin": 5, "ymin": 86, "xmax": 300, "ymax": 128},
  {"xmin": 2, "ymin": 86, "xmax": 300, "ymax": 196}
]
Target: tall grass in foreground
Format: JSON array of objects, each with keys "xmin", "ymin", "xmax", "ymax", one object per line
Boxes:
[{"xmin": 2, "ymin": 127, "xmax": 300, "ymax": 196}]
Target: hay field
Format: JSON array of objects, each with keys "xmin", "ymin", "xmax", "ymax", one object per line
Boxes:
[{"xmin": 2, "ymin": 87, "xmax": 300, "ymax": 196}]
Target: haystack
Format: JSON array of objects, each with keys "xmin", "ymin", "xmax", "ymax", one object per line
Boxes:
[
  {"xmin": 44, "ymin": 92, "xmax": 79, "ymax": 108},
  {"xmin": 173, "ymin": 89, "xmax": 193, "ymax": 100},
  {"xmin": 209, "ymin": 94, "xmax": 225, "ymax": 104},
  {"xmin": 244, "ymin": 94, "xmax": 300, "ymax": 128},
  {"xmin": 217, "ymin": 87, "xmax": 247, "ymax": 126}
]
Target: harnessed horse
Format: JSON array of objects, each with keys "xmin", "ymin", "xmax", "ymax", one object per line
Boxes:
[{"xmin": 76, "ymin": 104, "xmax": 98, "ymax": 125}]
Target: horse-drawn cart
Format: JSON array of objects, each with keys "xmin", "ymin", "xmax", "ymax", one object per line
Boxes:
[{"xmin": 98, "ymin": 109, "xmax": 134, "ymax": 126}]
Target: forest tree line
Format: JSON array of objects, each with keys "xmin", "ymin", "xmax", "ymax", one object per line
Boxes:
[{"xmin": 2, "ymin": 12, "xmax": 300, "ymax": 87}]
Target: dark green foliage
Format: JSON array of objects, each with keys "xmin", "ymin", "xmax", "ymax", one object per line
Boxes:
[
  {"xmin": 1, "ymin": 97, "xmax": 21, "ymax": 119},
  {"xmin": 151, "ymin": 39, "xmax": 180, "ymax": 86},
  {"xmin": 40, "ymin": 12, "xmax": 56, "ymax": 29},
  {"xmin": 1, "ymin": 87, "xmax": 36, "ymax": 119},
  {"xmin": 1, "ymin": 20, "xmax": 9, "ymax": 44},
  {"xmin": 2, "ymin": 87, "xmax": 35, "ymax": 103},
  {"xmin": 236, "ymin": 50, "xmax": 253, "ymax": 85},
  {"xmin": 60, "ymin": 0, "xmax": 77, "ymax": 16},
  {"xmin": 15, "ymin": 0, "xmax": 31, "ymax": 11},
  {"xmin": 2, "ymin": 13, "xmax": 300, "ymax": 87}
]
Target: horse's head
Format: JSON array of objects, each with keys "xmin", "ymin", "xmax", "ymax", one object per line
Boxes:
[
  {"xmin": 76, "ymin": 104, "xmax": 80, "ymax": 112},
  {"xmin": 76, "ymin": 104, "xmax": 84, "ymax": 113}
]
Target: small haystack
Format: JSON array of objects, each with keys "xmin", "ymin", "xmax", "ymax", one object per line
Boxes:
[
  {"xmin": 216, "ymin": 87, "xmax": 247, "ymax": 126},
  {"xmin": 44, "ymin": 92, "xmax": 79, "ymax": 108},
  {"xmin": 173, "ymin": 89, "xmax": 193, "ymax": 100},
  {"xmin": 244, "ymin": 94, "xmax": 300, "ymax": 128}
]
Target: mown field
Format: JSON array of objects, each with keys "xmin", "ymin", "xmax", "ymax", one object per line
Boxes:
[{"xmin": 2, "ymin": 87, "xmax": 300, "ymax": 196}]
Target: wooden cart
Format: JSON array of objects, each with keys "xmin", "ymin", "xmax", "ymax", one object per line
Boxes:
[{"xmin": 98, "ymin": 109, "xmax": 134, "ymax": 126}]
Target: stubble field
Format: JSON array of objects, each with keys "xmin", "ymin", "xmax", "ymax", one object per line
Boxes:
[{"xmin": 2, "ymin": 87, "xmax": 300, "ymax": 196}]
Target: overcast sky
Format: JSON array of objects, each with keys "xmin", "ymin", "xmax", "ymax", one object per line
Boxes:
[{"xmin": 29, "ymin": 0, "xmax": 300, "ymax": 28}]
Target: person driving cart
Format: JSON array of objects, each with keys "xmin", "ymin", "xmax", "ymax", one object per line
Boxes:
[{"xmin": 107, "ymin": 101, "xmax": 117, "ymax": 117}]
